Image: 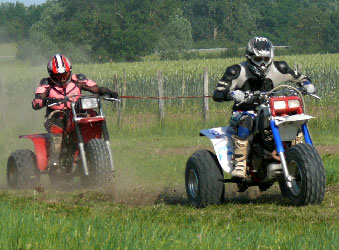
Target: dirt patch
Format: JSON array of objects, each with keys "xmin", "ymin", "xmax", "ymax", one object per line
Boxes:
[
  {"xmin": 2, "ymin": 182, "xmax": 338, "ymax": 207},
  {"xmin": 316, "ymin": 145, "xmax": 339, "ymax": 155},
  {"xmin": 157, "ymin": 146, "xmax": 213, "ymax": 156}
]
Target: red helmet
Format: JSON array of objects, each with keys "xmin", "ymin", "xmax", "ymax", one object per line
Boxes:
[{"xmin": 47, "ymin": 54, "xmax": 72, "ymax": 86}]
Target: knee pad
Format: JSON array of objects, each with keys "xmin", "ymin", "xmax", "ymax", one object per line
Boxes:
[
  {"xmin": 230, "ymin": 113, "xmax": 254, "ymax": 139},
  {"xmin": 239, "ymin": 115, "xmax": 253, "ymax": 129},
  {"xmin": 237, "ymin": 126, "xmax": 251, "ymax": 138}
]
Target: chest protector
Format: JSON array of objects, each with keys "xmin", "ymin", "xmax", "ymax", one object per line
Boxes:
[{"xmin": 49, "ymin": 81, "xmax": 81, "ymax": 110}]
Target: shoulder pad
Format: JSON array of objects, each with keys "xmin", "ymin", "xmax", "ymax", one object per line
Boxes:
[
  {"xmin": 76, "ymin": 74, "xmax": 87, "ymax": 81},
  {"xmin": 40, "ymin": 78, "xmax": 50, "ymax": 85},
  {"xmin": 223, "ymin": 65, "xmax": 241, "ymax": 81},
  {"xmin": 274, "ymin": 61, "xmax": 290, "ymax": 74}
]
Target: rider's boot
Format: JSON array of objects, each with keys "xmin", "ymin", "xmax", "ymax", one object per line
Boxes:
[
  {"xmin": 231, "ymin": 135, "xmax": 249, "ymax": 179},
  {"xmin": 48, "ymin": 134, "xmax": 62, "ymax": 171}
]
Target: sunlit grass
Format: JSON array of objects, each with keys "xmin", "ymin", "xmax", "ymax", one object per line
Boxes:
[{"xmin": 0, "ymin": 54, "xmax": 337, "ymax": 249}]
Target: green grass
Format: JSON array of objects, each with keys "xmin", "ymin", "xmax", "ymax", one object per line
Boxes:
[
  {"xmin": 0, "ymin": 54, "xmax": 338, "ymax": 249},
  {"xmin": 323, "ymin": 154, "xmax": 339, "ymax": 185},
  {"xmin": 0, "ymin": 185, "xmax": 338, "ymax": 249}
]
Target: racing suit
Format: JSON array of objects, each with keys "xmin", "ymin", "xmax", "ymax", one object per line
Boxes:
[
  {"xmin": 213, "ymin": 61, "xmax": 314, "ymax": 178},
  {"xmin": 32, "ymin": 73, "xmax": 117, "ymax": 169}
]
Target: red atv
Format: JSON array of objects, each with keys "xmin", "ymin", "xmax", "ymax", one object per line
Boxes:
[{"xmin": 7, "ymin": 94, "xmax": 117, "ymax": 188}]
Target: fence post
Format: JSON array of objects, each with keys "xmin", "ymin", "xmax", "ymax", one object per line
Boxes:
[
  {"xmin": 157, "ymin": 70, "xmax": 165, "ymax": 121},
  {"xmin": 122, "ymin": 68, "xmax": 127, "ymax": 111},
  {"xmin": 181, "ymin": 64, "xmax": 185, "ymax": 108},
  {"xmin": 113, "ymin": 75, "xmax": 121, "ymax": 127},
  {"xmin": 203, "ymin": 67, "xmax": 209, "ymax": 121}
]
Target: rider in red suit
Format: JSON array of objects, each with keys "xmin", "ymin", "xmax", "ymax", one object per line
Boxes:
[{"xmin": 32, "ymin": 54, "xmax": 118, "ymax": 170}]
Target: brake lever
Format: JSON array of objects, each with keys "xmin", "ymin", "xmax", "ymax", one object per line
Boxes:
[
  {"xmin": 46, "ymin": 97, "xmax": 70, "ymax": 107},
  {"xmin": 308, "ymin": 93, "xmax": 321, "ymax": 100},
  {"xmin": 48, "ymin": 102, "xmax": 63, "ymax": 107}
]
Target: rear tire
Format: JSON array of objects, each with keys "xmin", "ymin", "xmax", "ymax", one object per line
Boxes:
[
  {"xmin": 279, "ymin": 144, "xmax": 325, "ymax": 205},
  {"xmin": 81, "ymin": 139, "xmax": 113, "ymax": 188},
  {"xmin": 185, "ymin": 150, "xmax": 224, "ymax": 208},
  {"xmin": 7, "ymin": 150, "xmax": 40, "ymax": 189}
]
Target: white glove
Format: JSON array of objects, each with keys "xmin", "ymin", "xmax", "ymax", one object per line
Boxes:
[
  {"xmin": 230, "ymin": 90, "xmax": 245, "ymax": 102},
  {"xmin": 302, "ymin": 80, "xmax": 316, "ymax": 94}
]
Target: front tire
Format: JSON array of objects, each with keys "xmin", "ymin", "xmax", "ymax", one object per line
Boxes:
[
  {"xmin": 7, "ymin": 150, "xmax": 40, "ymax": 189},
  {"xmin": 279, "ymin": 144, "xmax": 325, "ymax": 205},
  {"xmin": 185, "ymin": 150, "xmax": 224, "ymax": 208},
  {"xmin": 81, "ymin": 139, "xmax": 113, "ymax": 188}
]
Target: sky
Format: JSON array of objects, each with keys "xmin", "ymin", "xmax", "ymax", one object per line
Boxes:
[{"xmin": 0, "ymin": 0, "xmax": 46, "ymax": 5}]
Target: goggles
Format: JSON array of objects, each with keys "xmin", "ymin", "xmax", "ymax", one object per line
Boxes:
[{"xmin": 253, "ymin": 56, "xmax": 270, "ymax": 63}]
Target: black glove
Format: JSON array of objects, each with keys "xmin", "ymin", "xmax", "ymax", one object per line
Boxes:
[
  {"xmin": 99, "ymin": 87, "xmax": 119, "ymax": 99},
  {"xmin": 106, "ymin": 90, "xmax": 119, "ymax": 99}
]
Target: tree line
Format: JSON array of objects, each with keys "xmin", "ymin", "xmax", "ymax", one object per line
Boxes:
[{"xmin": 0, "ymin": 0, "xmax": 337, "ymax": 63}]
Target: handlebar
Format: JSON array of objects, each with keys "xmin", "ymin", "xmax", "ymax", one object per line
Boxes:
[
  {"xmin": 235, "ymin": 85, "xmax": 320, "ymax": 107},
  {"xmin": 46, "ymin": 94, "xmax": 120, "ymax": 107},
  {"xmin": 235, "ymin": 91, "xmax": 265, "ymax": 106}
]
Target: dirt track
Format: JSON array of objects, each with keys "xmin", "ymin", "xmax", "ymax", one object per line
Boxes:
[
  {"xmin": 1, "ymin": 144, "xmax": 338, "ymax": 206},
  {"xmin": 316, "ymin": 145, "xmax": 339, "ymax": 155}
]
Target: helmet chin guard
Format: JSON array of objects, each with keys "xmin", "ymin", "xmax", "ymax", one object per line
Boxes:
[{"xmin": 246, "ymin": 37, "xmax": 274, "ymax": 77}]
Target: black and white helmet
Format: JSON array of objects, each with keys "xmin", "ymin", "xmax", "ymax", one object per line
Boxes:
[{"xmin": 246, "ymin": 37, "xmax": 274, "ymax": 77}]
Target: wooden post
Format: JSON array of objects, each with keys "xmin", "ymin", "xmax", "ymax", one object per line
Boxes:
[
  {"xmin": 181, "ymin": 64, "xmax": 185, "ymax": 108},
  {"xmin": 157, "ymin": 70, "xmax": 165, "ymax": 121},
  {"xmin": 294, "ymin": 63, "xmax": 303, "ymax": 74},
  {"xmin": 203, "ymin": 67, "xmax": 209, "ymax": 121},
  {"xmin": 113, "ymin": 75, "xmax": 121, "ymax": 127},
  {"xmin": 122, "ymin": 68, "xmax": 127, "ymax": 111}
]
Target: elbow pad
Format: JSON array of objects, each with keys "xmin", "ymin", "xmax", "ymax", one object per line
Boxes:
[
  {"xmin": 212, "ymin": 89, "xmax": 232, "ymax": 102},
  {"xmin": 213, "ymin": 80, "xmax": 232, "ymax": 102}
]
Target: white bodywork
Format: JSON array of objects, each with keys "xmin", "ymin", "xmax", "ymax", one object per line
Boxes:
[
  {"xmin": 273, "ymin": 114, "xmax": 313, "ymax": 141},
  {"xmin": 200, "ymin": 127, "xmax": 234, "ymax": 173}
]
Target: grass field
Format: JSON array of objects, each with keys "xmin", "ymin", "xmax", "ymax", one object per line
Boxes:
[{"xmin": 0, "ymin": 52, "xmax": 338, "ymax": 249}]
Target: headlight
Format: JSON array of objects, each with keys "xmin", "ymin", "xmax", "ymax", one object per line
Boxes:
[
  {"xmin": 288, "ymin": 99, "xmax": 300, "ymax": 108},
  {"xmin": 273, "ymin": 100, "xmax": 286, "ymax": 110},
  {"xmin": 81, "ymin": 98, "xmax": 98, "ymax": 110}
]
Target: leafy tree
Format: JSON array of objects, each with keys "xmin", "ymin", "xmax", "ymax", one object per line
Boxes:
[
  {"xmin": 1, "ymin": 0, "xmax": 336, "ymax": 62},
  {"xmin": 157, "ymin": 9, "xmax": 193, "ymax": 52},
  {"xmin": 290, "ymin": 6, "xmax": 329, "ymax": 53}
]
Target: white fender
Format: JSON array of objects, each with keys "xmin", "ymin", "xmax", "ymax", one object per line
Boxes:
[
  {"xmin": 273, "ymin": 114, "xmax": 314, "ymax": 141},
  {"xmin": 200, "ymin": 126, "xmax": 234, "ymax": 173}
]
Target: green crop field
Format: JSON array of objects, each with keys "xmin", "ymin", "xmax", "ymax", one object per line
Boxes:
[{"xmin": 0, "ymin": 53, "xmax": 338, "ymax": 249}]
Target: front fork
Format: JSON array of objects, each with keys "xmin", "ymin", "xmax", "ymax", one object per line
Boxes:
[
  {"xmin": 270, "ymin": 120, "xmax": 313, "ymax": 188},
  {"xmin": 72, "ymin": 102, "xmax": 89, "ymax": 176},
  {"xmin": 73, "ymin": 120, "xmax": 114, "ymax": 176},
  {"xmin": 101, "ymin": 120, "xmax": 115, "ymax": 172},
  {"xmin": 73, "ymin": 117, "xmax": 89, "ymax": 176}
]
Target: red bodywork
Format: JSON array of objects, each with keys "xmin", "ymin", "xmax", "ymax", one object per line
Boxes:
[
  {"xmin": 20, "ymin": 134, "xmax": 49, "ymax": 171},
  {"xmin": 269, "ymin": 96, "xmax": 303, "ymax": 117},
  {"xmin": 20, "ymin": 113, "xmax": 104, "ymax": 171}
]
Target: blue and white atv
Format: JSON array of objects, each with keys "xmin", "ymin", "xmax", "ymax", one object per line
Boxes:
[{"xmin": 185, "ymin": 85, "xmax": 325, "ymax": 207}]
